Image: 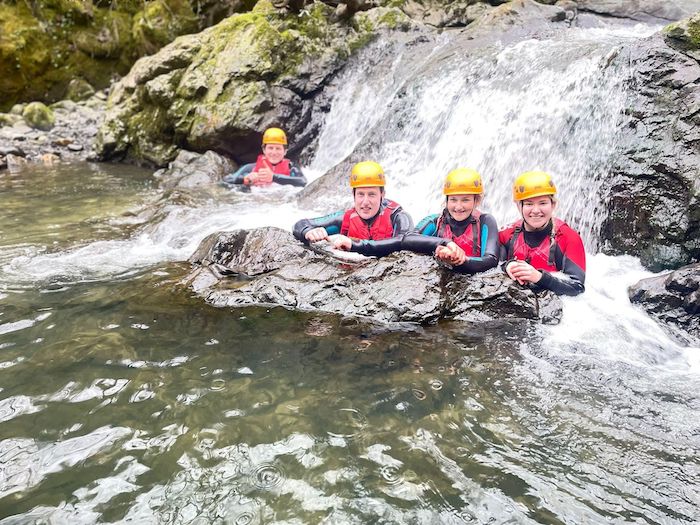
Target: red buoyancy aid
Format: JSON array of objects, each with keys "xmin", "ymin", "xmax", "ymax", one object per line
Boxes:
[
  {"xmin": 500, "ymin": 218, "xmax": 580, "ymax": 272},
  {"xmin": 436, "ymin": 210, "xmax": 482, "ymax": 257},
  {"xmin": 340, "ymin": 200, "xmax": 400, "ymax": 240},
  {"xmin": 252, "ymin": 155, "xmax": 291, "ymax": 186}
]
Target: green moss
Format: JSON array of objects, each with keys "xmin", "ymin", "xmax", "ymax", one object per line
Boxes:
[
  {"xmin": 664, "ymin": 14, "xmax": 700, "ymax": 50},
  {"xmin": 132, "ymin": 0, "xmax": 198, "ymax": 56},
  {"xmin": 22, "ymin": 101, "xmax": 55, "ymax": 130}
]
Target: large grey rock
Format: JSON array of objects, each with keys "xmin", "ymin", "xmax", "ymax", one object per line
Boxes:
[
  {"xmin": 154, "ymin": 150, "xmax": 237, "ymax": 190},
  {"xmin": 95, "ymin": 2, "xmax": 405, "ymax": 167},
  {"xmin": 574, "ymin": 0, "xmax": 700, "ymax": 23},
  {"xmin": 600, "ymin": 32, "xmax": 700, "ymax": 271},
  {"xmin": 185, "ymin": 227, "xmax": 563, "ymax": 324},
  {"xmin": 629, "ymin": 263, "xmax": 700, "ymax": 344}
]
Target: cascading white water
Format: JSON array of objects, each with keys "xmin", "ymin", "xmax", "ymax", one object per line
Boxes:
[{"xmin": 310, "ymin": 23, "xmax": 660, "ymax": 251}]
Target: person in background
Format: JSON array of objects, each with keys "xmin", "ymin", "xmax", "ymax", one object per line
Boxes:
[
  {"xmin": 292, "ymin": 161, "xmax": 413, "ymax": 253},
  {"xmin": 401, "ymin": 168, "xmax": 499, "ymax": 273},
  {"xmin": 222, "ymin": 127, "xmax": 307, "ymax": 188},
  {"xmin": 499, "ymin": 171, "xmax": 586, "ymax": 296}
]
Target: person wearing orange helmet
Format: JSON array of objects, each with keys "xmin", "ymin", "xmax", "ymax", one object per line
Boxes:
[
  {"xmin": 400, "ymin": 168, "xmax": 500, "ymax": 273},
  {"xmin": 499, "ymin": 171, "xmax": 585, "ymax": 296},
  {"xmin": 222, "ymin": 127, "xmax": 307, "ymax": 188},
  {"xmin": 292, "ymin": 161, "xmax": 413, "ymax": 252}
]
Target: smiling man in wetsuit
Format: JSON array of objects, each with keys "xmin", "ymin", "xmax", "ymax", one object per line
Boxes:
[
  {"xmin": 221, "ymin": 127, "xmax": 307, "ymax": 188},
  {"xmin": 292, "ymin": 161, "xmax": 413, "ymax": 253}
]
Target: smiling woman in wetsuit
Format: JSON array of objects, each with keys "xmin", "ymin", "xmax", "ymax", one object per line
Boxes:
[
  {"xmin": 499, "ymin": 171, "xmax": 586, "ymax": 296},
  {"xmin": 399, "ymin": 168, "xmax": 500, "ymax": 273}
]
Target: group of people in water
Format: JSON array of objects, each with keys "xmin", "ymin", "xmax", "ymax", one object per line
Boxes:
[{"xmin": 223, "ymin": 127, "xmax": 586, "ymax": 296}]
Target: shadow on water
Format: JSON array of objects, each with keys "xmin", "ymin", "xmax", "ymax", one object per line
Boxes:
[{"xmin": 0, "ymin": 264, "xmax": 698, "ymax": 523}]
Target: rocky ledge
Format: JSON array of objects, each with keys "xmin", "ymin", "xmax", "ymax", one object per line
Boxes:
[
  {"xmin": 183, "ymin": 227, "xmax": 563, "ymax": 325},
  {"xmin": 629, "ymin": 263, "xmax": 700, "ymax": 344}
]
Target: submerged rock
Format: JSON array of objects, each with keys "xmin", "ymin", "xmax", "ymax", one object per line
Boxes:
[
  {"xmin": 629, "ymin": 263, "xmax": 700, "ymax": 344},
  {"xmin": 184, "ymin": 227, "xmax": 563, "ymax": 325}
]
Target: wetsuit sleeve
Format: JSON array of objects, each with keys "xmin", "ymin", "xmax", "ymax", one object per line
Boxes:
[
  {"xmin": 451, "ymin": 213, "xmax": 499, "ymax": 274},
  {"xmin": 221, "ymin": 163, "xmax": 254, "ymax": 186},
  {"xmin": 534, "ymin": 228, "xmax": 586, "ymax": 296},
  {"xmin": 292, "ymin": 210, "xmax": 345, "ymax": 244},
  {"xmin": 349, "ymin": 237, "xmax": 404, "ymax": 257},
  {"xmin": 273, "ymin": 162, "xmax": 307, "ymax": 187},
  {"xmin": 401, "ymin": 232, "xmax": 447, "ymax": 255},
  {"xmin": 392, "ymin": 208, "xmax": 414, "ymax": 235}
]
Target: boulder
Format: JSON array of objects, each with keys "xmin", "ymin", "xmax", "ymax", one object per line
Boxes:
[
  {"xmin": 629, "ymin": 263, "xmax": 700, "ymax": 344},
  {"xmin": 95, "ymin": 1, "xmax": 404, "ymax": 167},
  {"xmin": 65, "ymin": 78, "xmax": 96, "ymax": 102},
  {"xmin": 600, "ymin": 30, "xmax": 700, "ymax": 270},
  {"xmin": 22, "ymin": 102, "xmax": 55, "ymax": 131},
  {"xmin": 574, "ymin": 0, "xmax": 700, "ymax": 23},
  {"xmin": 184, "ymin": 227, "xmax": 563, "ymax": 324},
  {"xmin": 153, "ymin": 149, "xmax": 237, "ymax": 190}
]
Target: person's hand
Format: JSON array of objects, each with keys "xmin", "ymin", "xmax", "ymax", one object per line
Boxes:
[
  {"xmin": 257, "ymin": 166, "xmax": 274, "ymax": 183},
  {"xmin": 435, "ymin": 242, "xmax": 466, "ymax": 266},
  {"xmin": 305, "ymin": 227, "xmax": 329, "ymax": 243},
  {"xmin": 506, "ymin": 260, "xmax": 542, "ymax": 285},
  {"xmin": 329, "ymin": 234, "xmax": 352, "ymax": 251}
]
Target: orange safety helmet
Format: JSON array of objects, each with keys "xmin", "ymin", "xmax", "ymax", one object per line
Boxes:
[
  {"xmin": 262, "ymin": 127, "xmax": 287, "ymax": 145},
  {"xmin": 444, "ymin": 168, "xmax": 483, "ymax": 196},
  {"xmin": 512, "ymin": 171, "xmax": 557, "ymax": 201},
  {"xmin": 350, "ymin": 161, "xmax": 385, "ymax": 188}
]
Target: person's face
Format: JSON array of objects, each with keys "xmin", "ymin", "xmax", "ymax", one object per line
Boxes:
[
  {"xmin": 354, "ymin": 187, "xmax": 383, "ymax": 220},
  {"xmin": 263, "ymin": 143, "xmax": 286, "ymax": 164},
  {"xmin": 520, "ymin": 196, "xmax": 555, "ymax": 230},
  {"xmin": 446, "ymin": 194, "xmax": 477, "ymax": 222}
]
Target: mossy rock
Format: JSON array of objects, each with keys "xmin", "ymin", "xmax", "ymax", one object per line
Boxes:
[
  {"xmin": 132, "ymin": 0, "xmax": 198, "ymax": 56},
  {"xmin": 97, "ymin": 0, "xmax": 382, "ymax": 166},
  {"xmin": 65, "ymin": 78, "xmax": 96, "ymax": 101},
  {"xmin": 664, "ymin": 13, "xmax": 700, "ymax": 51},
  {"xmin": 0, "ymin": 1, "xmax": 231, "ymax": 111},
  {"xmin": 22, "ymin": 102, "xmax": 55, "ymax": 131},
  {"xmin": 0, "ymin": 113, "xmax": 22, "ymax": 127}
]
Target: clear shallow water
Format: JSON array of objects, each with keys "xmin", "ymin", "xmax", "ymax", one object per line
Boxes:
[{"xmin": 1, "ymin": 165, "xmax": 699, "ymax": 524}]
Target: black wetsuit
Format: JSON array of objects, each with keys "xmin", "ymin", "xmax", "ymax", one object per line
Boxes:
[
  {"xmin": 401, "ymin": 211, "xmax": 500, "ymax": 274},
  {"xmin": 499, "ymin": 219, "xmax": 586, "ymax": 296}
]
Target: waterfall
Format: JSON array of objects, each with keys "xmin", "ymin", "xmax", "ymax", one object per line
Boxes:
[{"xmin": 308, "ymin": 23, "xmax": 660, "ymax": 251}]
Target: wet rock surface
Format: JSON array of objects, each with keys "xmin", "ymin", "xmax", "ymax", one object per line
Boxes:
[
  {"xmin": 185, "ymin": 227, "xmax": 563, "ymax": 324},
  {"xmin": 153, "ymin": 149, "xmax": 237, "ymax": 190},
  {"xmin": 600, "ymin": 30, "xmax": 700, "ymax": 270},
  {"xmin": 629, "ymin": 263, "xmax": 700, "ymax": 344},
  {"xmin": 0, "ymin": 92, "xmax": 107, "ymax": 170}
]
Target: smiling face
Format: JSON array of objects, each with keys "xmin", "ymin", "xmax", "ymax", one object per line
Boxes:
[
  {"xmin": 262, "ymin": 143, "xmax": 286, "ymax": 164},
  {"xmin": 446, "ymin": 194, "xmax": 477, "ymax": 222},
  {"xmin": 354, "ymin": 187, "xmax": 383, "ymax": 220},
  {"xmin": 520, "ymin": 196, "xmax": 555, "ymax": 231}
]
